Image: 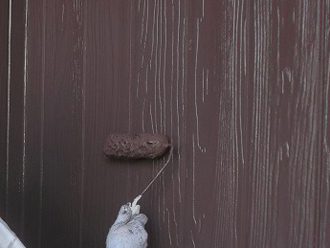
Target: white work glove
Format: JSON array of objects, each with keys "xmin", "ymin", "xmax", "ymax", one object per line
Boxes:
[
  {"xmin": 106, "ymin": 196, "xmax": 148, "ymax": 248},
  {"xmin": 0, "ymin": 218, "xmax": 26, "ymax": 248}
]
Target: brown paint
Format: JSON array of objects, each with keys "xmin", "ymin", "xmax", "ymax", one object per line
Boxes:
[{"xmin": 0, "ymin": 0, "xmax": 329, "ymax": 248}]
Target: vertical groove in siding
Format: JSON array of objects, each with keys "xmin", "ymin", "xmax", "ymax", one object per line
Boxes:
[
  {"xmin": 288, "ymin": 0, "xmax": 321, "ymax": 247},
  {"xmin": 6, "ymin": 0, "xmax": 13, "ymax": 220},
  {"xmin": 320, "ymin": 0, "xmax": 330, "ymax": 247},
  {"xmin": 38, "ymin": 1, "xmax": 46, "ymax": 247},
  {"xmin": 21, "ymin": 0, "xmax": 29, "ymax": 237},
  {"xmin": 128, "ymin": 0, "xmax": 133, "ymax": 132},
  {"xmin": 79, "ymin": 0, "xmax": 87, "ymax": 246},
  {"xmin": 0, "ymin": 0, "xmax": 9, "ymax": 219},
  {"xmin": 5, "ymin": 0, "xmax": 26, "ymax": 236},
  {"xmin": 250, "ymin": 1, "xmax": 272, "ymax": 247}
]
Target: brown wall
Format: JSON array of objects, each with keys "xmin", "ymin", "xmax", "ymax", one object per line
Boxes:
[{"xmin": 0, "ymin": 0, "xmax": 330, "ymax": 247}]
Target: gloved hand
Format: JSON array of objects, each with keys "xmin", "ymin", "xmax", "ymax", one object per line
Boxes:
[
  {"xmin": 106, "ymin": 196, "xmax": 148, "ymax": 248},
  {"xmin": 0, "ymin": 218, "xmax": 26, "ymax": 248}
]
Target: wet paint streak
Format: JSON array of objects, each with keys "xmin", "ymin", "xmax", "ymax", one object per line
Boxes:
[
  {"xmin": 166, "ymin": 208, "xmax": 172, "ymax": 246},
  {"xmin": 192, "ymin": 134, "xmax": 197, "ymax": 225},
  {"xmin": 193, "ymin": 18, "xmax": 206, "ymax": 153},
  {"xmin": 190, "ymin": 230, "xmax": 196, "ymax": 248}
]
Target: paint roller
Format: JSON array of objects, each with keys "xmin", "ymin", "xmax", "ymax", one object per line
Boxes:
[{"xmin": 103, "ymin": 133, "xmax": 173, "ymax": 208}]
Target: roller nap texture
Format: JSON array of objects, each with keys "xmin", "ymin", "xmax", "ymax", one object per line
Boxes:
[{"xmin": 103, "ymin": 133, "xmax": 170, "ymax": 159}]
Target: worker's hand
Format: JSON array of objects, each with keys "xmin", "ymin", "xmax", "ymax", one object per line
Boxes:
[
  {"xmin": 106, "ymin": 200, "xmax": 148, "ymax": 248},
  {"xmin": 0, "ymin": 218, "xmax": 26, "ymax": 248}
]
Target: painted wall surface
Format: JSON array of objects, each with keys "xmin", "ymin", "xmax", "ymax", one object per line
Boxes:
[{"xmin": 0, "ymin": 0, "xmax": 329, "ymax": 247}]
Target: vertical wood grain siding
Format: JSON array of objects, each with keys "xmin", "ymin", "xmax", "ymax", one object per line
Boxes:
[{"xmin": 0, "ymin": 0, "xmax": 329, "ymax": 247}]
